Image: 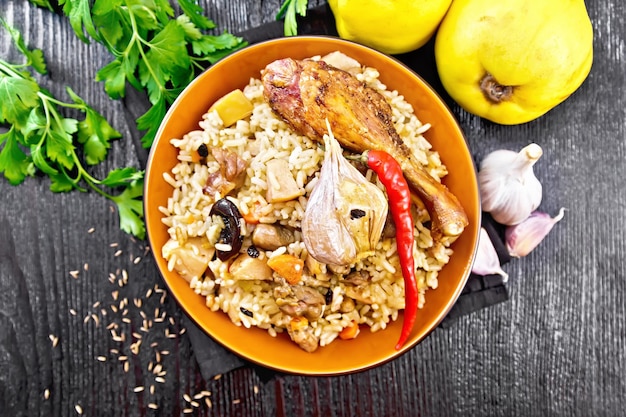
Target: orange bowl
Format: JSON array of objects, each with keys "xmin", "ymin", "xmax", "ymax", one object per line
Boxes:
[{"xmin": 145, "ymin": 36, "xmax": 480, "ymax": 375}]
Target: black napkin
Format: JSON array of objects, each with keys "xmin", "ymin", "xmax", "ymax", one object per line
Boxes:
[
  {"xmin": 187, "ymin": 6, "xmax": 512, "ymax": 380},
  {"xmin": 184, "ymin": 316, "xmax": 245, "ymax": 376},
  {"xmin": 439, "ymin": 213, "xmax": 512, "ymax": 327}
]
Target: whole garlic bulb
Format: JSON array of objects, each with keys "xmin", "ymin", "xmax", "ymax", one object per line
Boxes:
[{"xmin": 478, "ymin": 143, "xmax": 543, "ymax": 225}]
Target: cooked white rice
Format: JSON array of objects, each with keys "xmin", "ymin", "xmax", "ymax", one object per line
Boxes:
[{"xmin": 160, "ymin": 54, "xmax": 454, "ymax": 352}]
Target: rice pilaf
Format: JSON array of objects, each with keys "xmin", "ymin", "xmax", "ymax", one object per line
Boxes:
[{"xmin": 160, "ymin": 53, "xmax": 455, "ymax": 352}]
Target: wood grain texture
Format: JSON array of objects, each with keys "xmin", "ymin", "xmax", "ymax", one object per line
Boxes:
[{"xmin": 0, "ymin": 0, "xmax": 624, "ymax": 416}]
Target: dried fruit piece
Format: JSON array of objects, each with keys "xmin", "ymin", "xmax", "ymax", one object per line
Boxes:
[
  {"xmin": 208, "ymin": 89, "xmax": 253, "ymax": 127},
  {"xmin": 267, "ymin": 254, "xmax": 304, "ymax": 284}
]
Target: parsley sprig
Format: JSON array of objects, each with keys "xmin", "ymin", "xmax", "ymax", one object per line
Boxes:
[
  {"xmin": 3, "ymin": 0, "xmax": 247, "ymax": 238},
  {"xmin": 277, "ymin": 0, "xmax": 309, "ymax": 36},
  {"xmin": 52, "ymin": 0, "xmax": 247, "ymax": 147},
  {"xmin": 0, "ymin": 18, "xmax": 145, "ymax": 238}
]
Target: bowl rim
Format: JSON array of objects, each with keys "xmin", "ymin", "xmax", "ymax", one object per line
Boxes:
[{"xmin": 144, "ymin": 35, "xmax": 480, "ymax": 376}]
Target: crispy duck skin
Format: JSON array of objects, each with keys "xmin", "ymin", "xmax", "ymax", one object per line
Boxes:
[{"xmin": 261, "ymin": 58, "xmax": 468, "ymax": 238}]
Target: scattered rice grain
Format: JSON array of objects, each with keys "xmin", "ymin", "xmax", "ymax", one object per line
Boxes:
[{"xmin": 131, "ymin": 340, "xmax": 142, "ymax": 355}]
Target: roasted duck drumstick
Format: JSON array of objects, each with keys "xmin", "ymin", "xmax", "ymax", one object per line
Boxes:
[{"xmin": 261, "ymin": 58, "xmax": 468, "ymax": 239}]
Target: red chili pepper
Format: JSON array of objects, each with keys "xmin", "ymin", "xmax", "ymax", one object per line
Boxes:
[{"xmin": 365, "ymin": 149, "xmax": 417, "ymax": 350}]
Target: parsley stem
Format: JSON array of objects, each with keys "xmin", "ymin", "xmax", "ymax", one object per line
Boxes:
[
  {"xmin": 59, "ymin": 145, "xmax": 118, "ymax": 200},
  {"xmin": 69, "ymin": 154, "xmax": 114, "ymax": 199},
  {"xmin": 37, "ymin": 94, "xmax": 57, "ymax": 146},
  {"xmin": 124, "ymin": 1, "xmax": 167, "ymax": 102},
  {"xmin": 0, "ymin": 59, "xmax": 25, "ymax": 79},
  {"xmin": 58, "ymin": 164, "xmax": 87, "ymax": 192},
  {"xmin": 38, "ymin": 92, "xmax": 85, "ymax": 111},
  {"xmin": 36, "ymin": 92, "xmax": 107, "ymax": 195},
  {"xmin": 190, "ymin": 59, "xmax": 206, "ymax": 72},
  {"xmin": 0, "ymin": 59, "xmax": 31, "ymax": 80}
]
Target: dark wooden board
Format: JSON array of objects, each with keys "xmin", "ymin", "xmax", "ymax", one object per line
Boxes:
[{"xmin": 1, "ymin": 1, "xmax": 625, "ymax": 416}]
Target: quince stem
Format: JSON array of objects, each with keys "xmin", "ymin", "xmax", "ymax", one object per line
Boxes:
[{"xmin": 480, "ymin": 73, "xmax": 514, "ymax": 103}]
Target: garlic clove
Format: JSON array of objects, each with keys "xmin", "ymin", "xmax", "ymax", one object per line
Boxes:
[
  {"xmin": 301, "ymin": 121, "xmax": 388, "ymax": 266},
  {"xmin": 472, "ymin": 228, "xmax": 509, "ymax": 282},
  {"xmin": 478, "ymin": 143, "xmax": 543, "ymax": 226},
  {"xmin": 505, "ymin": 208, "xmax": 566, "ymax": 257}
]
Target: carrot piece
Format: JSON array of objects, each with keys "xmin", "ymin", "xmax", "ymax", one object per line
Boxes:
[
  {"xmin": 290, "ymin": 316, "xmax": 308, "ymax": 331},
  {"xmin": 267, "ymin": 254, "xmax": 304, "ymax": 284},
  {"xmin": 339, "ymin": 320, "xmax": 360, "ymax": 340},
  {"xmin": 241, "ymin": 211, "xmax": 259, "ymax": 225},
  {"xmin": 241, "ymin": 202, "xmax": 262, "ymax": 224}
]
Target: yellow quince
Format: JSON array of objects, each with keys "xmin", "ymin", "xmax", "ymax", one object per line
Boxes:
[
  {"xmin": 328, "ymin": 0, "xmax": 453, "ymax": 55},
  {"xmin": 434, "ymin": 0, "xmax": 593, "ymax": 124}
]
